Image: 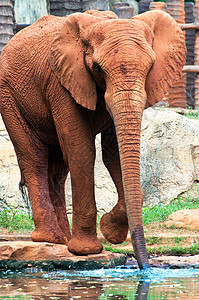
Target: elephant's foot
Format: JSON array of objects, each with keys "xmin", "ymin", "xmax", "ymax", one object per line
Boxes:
[
  {"xmin": 100, "ymin": 211, "xmax": 128, "ymax": 244},
  {"xmin": 31, "ymin": 227, "xmax": 68, "ymax": 245},
  {"xmin": 67, "ymin": 235, "xmax": 103, "ymax": 255}
]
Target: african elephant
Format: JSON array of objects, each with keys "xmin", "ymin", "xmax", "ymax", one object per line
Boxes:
[{"xmin": 0, "ymin": 9, "xmax": 186, "ymax": 269}]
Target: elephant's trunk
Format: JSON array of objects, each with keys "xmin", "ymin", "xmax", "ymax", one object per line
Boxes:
[{"xmin": 108, "ymin": 91, "xmax": 149, "ymax": 269}]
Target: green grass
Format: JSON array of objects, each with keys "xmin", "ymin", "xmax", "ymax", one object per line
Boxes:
[
  {"xmin": 185, "ymin": 107, "xmax": 199, "ymax": 119},
  {"xmin": 0, "ymin": 207, "xmax": 34, "ymax": 233},
  {"xmin": 105, "ymin": 242, "xmax": 199, "ymax": 257},
  {"xmin": 146, "ymin": 242, "xmax": 199, "ymax": 256},
  {"xmin": 104, "ymin": 245, "xmax": 134, "ymax": 256},
  {"xmin": 145, "ymin": 236, "xmax": 162, "ymax": 245},
  {"xmin": 142, "ymin": 188, "xmax": 199, "ymax": 225}
]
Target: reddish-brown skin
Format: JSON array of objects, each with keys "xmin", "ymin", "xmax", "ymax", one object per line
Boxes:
[{"xmin": 0, "ymin": 10, "xmax": 186, "ymax": 269}]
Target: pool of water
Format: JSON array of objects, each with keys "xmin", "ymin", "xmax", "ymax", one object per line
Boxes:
[{"xmin": 0, "ymin": 267, "xmax": 199, "ymax": 299}]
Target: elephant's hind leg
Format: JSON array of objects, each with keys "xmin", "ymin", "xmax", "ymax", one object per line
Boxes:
[
  {"xmin": 100, "ymin": 123, "xmax": 129, "ymax": 244},
  {"xmin": 0, "ymin": 94, "xmax": 67, "ymax": 245},
  {"xmin": 48, "ymin": 145, "xmax": 71, "ymax": 242}
]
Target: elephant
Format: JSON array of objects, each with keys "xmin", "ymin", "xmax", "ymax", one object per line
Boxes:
[{"xmin": 0, "ymin": 9, "xmax": 186, "ymax": 269}]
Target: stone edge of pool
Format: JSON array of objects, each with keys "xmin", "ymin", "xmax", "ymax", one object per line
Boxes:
[{"xmin": 0, "ymin": 239, "xmax": 199, "ymax": 270}]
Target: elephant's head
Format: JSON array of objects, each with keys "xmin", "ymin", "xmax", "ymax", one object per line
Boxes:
[{"xmin": 50, "ymin": 10, "xmax": 186, "ymax": 269}]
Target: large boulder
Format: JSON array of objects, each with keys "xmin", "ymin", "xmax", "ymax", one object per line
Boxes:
[
  {"xmin": 0, "ymin": 109, "xmax": 199, "ymax": 213},
  {"xmin": 165, "ymin": 209, "xmax": 199, "ymax": 230},
  {"xmin": 141, "ymin": 108, "xmax": 199, "ymax": 206}
]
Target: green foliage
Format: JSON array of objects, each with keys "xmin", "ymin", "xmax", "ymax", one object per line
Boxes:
[
  {"xmin": 145, "ymin": 236, "xmax": 162, "ymax": 245},
  {"xmin": 105, "ymin": 242, "xmax": 199, "ymax": 256},
  {"xmin": 0, "ymin": 208, "xmax": 34, "ymax": 232},
  {"xmin": 104, "ymin": 245, "xmax": 134, "ymax": 256},
  {"xmin": 147, "ymin": 242, "xmax": 199, "ymax": 256},
  {"xmin": 174, "ymin": 237, "xmax": 186, "ymax": 244},
  {"xmin": 142, "ymin": 191, "xmax": 199, "ymax": 225},
  {"xmin": 0, "ymin": 297, "xmax": 32, "ymax": 300}
]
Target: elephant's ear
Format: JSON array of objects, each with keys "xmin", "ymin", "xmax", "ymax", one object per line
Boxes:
[
  {"xmin": 133, "ymin": 11, "xmax": 186, "ymax": 106},
  {"xmin": 50, "ymin": 13, "xmax": 98, "ymax": 110}
]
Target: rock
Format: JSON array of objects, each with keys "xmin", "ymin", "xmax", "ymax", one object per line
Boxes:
[
  {"xmin": 141, "ymin": 108, "xmax": 199, "ymax": 206},
  {"xmin": 165, "ymin": 209, "xmax": 199, "ymax": 230},
  {"xmin": 0, "ymin": 241, "xmax": 126, "ymax": 270},
  {"xmin": 149, "ymin": 255, "xmax": 199, "ymax": 269}
]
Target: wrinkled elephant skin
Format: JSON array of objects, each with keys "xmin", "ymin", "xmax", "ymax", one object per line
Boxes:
[{"xmin": 0, "ymin": 10, "xmax": 186, "ymax": 269}]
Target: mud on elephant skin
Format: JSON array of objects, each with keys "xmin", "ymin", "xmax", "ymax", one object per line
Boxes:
[{"xmin": 0, "ymin": 9, "xmax": 186, "ymax": 269}]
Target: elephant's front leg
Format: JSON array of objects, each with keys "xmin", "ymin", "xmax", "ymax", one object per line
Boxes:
[
  {"xmin": 65, "ymin": 133, "xmax": 103, "ymax": 255},
  {"xmin": 100, "ymin": 122, "xmax": 129, "ymax": 244}
]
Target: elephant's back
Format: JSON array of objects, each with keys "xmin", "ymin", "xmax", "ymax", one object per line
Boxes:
[{"xmin": 0, "ymin": 15, "xmax": 66, "ymax": 79}]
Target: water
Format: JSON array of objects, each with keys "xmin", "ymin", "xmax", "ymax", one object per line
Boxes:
[{"xmin": 0, "ymin": 267, "xmax": 199, "ymax": 299}]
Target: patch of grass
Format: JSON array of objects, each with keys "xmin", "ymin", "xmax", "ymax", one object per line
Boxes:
[
  {"xmin": 143, "ymin": 190, "xmax": 199, "ymax": 225},
  {"xmin": 105, "ymin": 242, "xmax": 199, "ymax": 257},
  {"xmin": 147, "ymin": 242, "xmax": 199, "ymax": 256},
  {"xmin": 185, "ymin": 107, "xmax": 199, "ymax": 119},
  {"xmin": 145, "ymin": 236, "xmax": 162, "ymax": 245},
  {"xmin": 174, "ymin": 237, "xmax": 186, "ymax": 244},
  {"xmin": 0, "ymin": 208, "xmax": 34, "ymax": 233},
  {"xmin": 104, "ymin": 245, "xmax": 134, "ymax": 256}
]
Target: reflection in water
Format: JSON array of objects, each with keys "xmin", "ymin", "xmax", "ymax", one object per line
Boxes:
[
  {"xmin": 135, "ymin": 281, "xmax": 150, "ymax": 300},
  {"xmin": 0, "ymin": 267, "xmax": 199, "ymax": 299}
]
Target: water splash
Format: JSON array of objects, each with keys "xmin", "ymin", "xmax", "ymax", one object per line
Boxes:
[{"xmin": 41, "ymin": 267, "xmax": 199, "ymax": 283}]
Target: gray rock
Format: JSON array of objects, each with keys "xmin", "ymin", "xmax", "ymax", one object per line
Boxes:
[
  {"xmin": 149, "ymin": 255, "xmax": 199, "ymax": 269},
  {"xmin": 140, "ymin": 108, "xmax": 199, "ymax": 206}
]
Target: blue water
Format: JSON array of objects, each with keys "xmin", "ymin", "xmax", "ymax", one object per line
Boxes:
[{"xmin": 0, "ymin": 267, "xmax": 199, "ymax": 299}]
